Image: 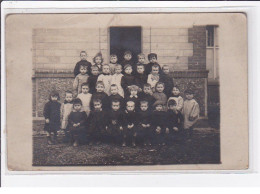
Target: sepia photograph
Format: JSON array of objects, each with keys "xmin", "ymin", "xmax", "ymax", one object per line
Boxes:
[{"xmin": 5, "ymin": 13, "xmax": 248, "ymax": 171}]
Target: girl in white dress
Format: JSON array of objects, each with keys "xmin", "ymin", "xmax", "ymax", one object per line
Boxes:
[{"xmin": 111, "ymin": 64, "xmax": 124, "ymax": 97}]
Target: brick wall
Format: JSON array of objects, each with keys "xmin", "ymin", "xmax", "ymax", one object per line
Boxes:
[
  {"xmin": 143, "ymin": 28, "xmax": 193, "ymax": 71},
  {"xmin": 188, "ymin": 26, "xmax": 207, "ymax": 69}
]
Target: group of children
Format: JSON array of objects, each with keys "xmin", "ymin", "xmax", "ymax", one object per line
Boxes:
[{"xmin": 43, "ymin": 51, "xmax": 200, "ymax": 147}]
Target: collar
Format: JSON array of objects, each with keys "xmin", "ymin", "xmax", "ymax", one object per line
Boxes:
[
  {"xmin": 102, "ymin": 73, "xmax": 110, "ymax": 75},
  {"xmin": 95, "ymin": 108, "xmax": 102, "ymax": 112},
  {"xmin": 125, "ymin": 110, "xmax": 135, "ymax": 114},
  {"xmin": 171, "ymin": 94, "xmax": 180, "ymax": 97},
  {"xmin": 130, "ymin": 95, "xmax": 138, "ymax": 98}
]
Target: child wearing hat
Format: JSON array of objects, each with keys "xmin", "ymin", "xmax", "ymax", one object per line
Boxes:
[{"xmin": 182, "ymin": 89, "xmax": 200, "ymax": 139}]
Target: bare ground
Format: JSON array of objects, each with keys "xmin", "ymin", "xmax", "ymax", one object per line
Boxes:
[{"xmin": 33, "ymin": 128, "xmax": 220, "ymax": 166}]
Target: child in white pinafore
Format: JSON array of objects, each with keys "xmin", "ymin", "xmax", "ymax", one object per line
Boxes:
[
  {"xmin": 111, "ymin": 64, "xmax": 124, "ymax": 97},
  {"xmin": 97, "ymin": 64, "xmax": 113, "ymax": 96},
  {"xmin": 60, "ymin": 91, "xmax": 74, "ymax": 142},
  {"xmin": 182, "ymin": 89, "xmax": 200, "ymax": 139},
  {"xmin": 77, "ymin": 82, "xmax": 92, "ymax": 116}
]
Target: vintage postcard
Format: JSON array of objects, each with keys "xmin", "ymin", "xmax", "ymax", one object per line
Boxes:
[{"xmin": 4, "ymin": 13, "xmax": 248, "ymax": 171}]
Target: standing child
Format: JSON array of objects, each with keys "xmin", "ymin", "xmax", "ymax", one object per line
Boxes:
[
  {"xmin": 108, "ymin": 84, "xmax": 124, "ymax": 110},
  {"xmin": 67, "ymin": 98, "xmax": 87, "ymax": 146},
  {"xmin": 167, "ymin": 86, "xmax": 184, "ymax": 112},
  {"xmin": 182, "ymin": 89, "xmax": 200, "ymax": 139},
  {"xmin": 121, "ymin": 50, "xmax": 134, "ymax": 71},
  {"xmin": 74, "ymin": 51, "xmax": 92, "ymax": 77},
  {"xmin": 88, "ymin": 65, "xmax": 100, "ymax": 94},
  {"xmin": 166, "ymin": 99, "xmax": 183, "ymax": 144},
  {"xmin": 109, "ymin": 54, "xmax": 119, "ymax": 75},
  {"xmin": 153, "ymin": 82, "xmax": 168, "ymax": 110},
  {"xmin": 111, "ymin": 64, "xmax": 124, "ymax": 97},
  {"xmin": 135, "ymin": 63, "xmax": 148, "ymax": 89},
  {"xmin": 139, "ymin": 83, "xmax": 156, "ymax": 111},
  {"xmin": 121, "ymin": 64, "xmax": 136, "ymax": 95},
  {"xmin": 160, "ymin": 65, "xmax": 174, "ymax": 98},
  {"xmin": 147, "ymin": 64, "xmax": 160, "ymax": 92},
  {"xmin": 77, "ymin": 83, "xmax": 92, "ymax": 116},
  {"xmin": 122, "ymin": 101, "xmax": 139, "ymax": 147},
  {"xmin": 151, "ymin": 101, "xmax": 168, "ymax": 146},
  {"xmin": 73, "ymin": 64, "xmax": 89, "ymax": 96},
  {"xmin": 97, "ymin": 64, "xmax": 113, "ymax": 96},
  {"xmin": 60, "ymin": 91, "xmax": 74, "ymax": 143},
  {"xmin": 145, "ymin": 53, "xmax": 162, "ymax": 75},
  {"xmin": 90, "ymin": 81, "xmax": 109, "ymax": 111},
  {"xmin": 92, "ymin": 52, "xmax": 104, "ymax": 73},
  {"xmin": 106, "ymin": 100, "xmax": 124, "ymax": 145},
  {"xmin": 43, "ymin": 90, "xmax": 61, "ymax": 145},
  {"xmin": 138, "ymin": 101, "xmax": 152, "ymax": 146},
  {"xmin": 88, "ymin": 99, "xmax": 108, "ymax": 145}
]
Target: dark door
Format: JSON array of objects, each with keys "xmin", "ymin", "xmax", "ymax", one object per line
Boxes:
[{"xmin": 110, "ymin": 27, "xmax": 142, "ymax": 64}]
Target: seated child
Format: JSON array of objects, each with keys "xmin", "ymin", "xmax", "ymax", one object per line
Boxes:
[
  {"xmin": 77, "ymin": 83, "xmax": 92, "ymax": 116},
  {"xmin": 92, "ymin": 52, "xmax": 104, "ymax": 73},
  {"xmin": 151, "ymin": 101, "xmax": 168, "ymax": 145},
  {"xmin": 167, "ymin": 86, "xmax": 184, "ymax": 112},
  {"xmin": 125, "ymin": 85, "xmax": 141, "ymax": 110},
  {"xmin": 147, "ymin": 64, "xmax": 160, "ymax": 92},
  {"xmin": 88, "ymin": 99, "xmax": 108, "ymax": 145},
  {"xmin": 166, "ymin": 99, "xmax": 183, "ymax": 144},
  {"xmin": 135, "ymin": 63, "xmax": 148, "ymax": 89},
  {"xmin": 145, "ymin": 53, "xmax": 162, "ymax": 75},
  {"xmin": 108, "ymin": 84, "xmax": 124, "ymax": 110},
  {"xmin": 139, "ymin": 83, "xmax": 156, "ymax": 111},
  {"xmin": 111, "ymin": 64, "xmax": 124, "ymax": 97},
  {"xmin": 97, "ymin": 64, "xmax": 113, "ymax": 95},
  {"xmin": 90, "ymin": 81, "xmax": 109, "ymax": 111},
  {"xmin": 122, "ymin": 101, "xmax": 139, "ymax": 147},
  {"xmin": 121, "ymin": 50, "xmax": 134, "ymax": 71},
  {"xmin": 121, "ymin": 64, "xmax": 136, "ymax": 95},
  {"xmin": 88, "ymin": 65, "xmax": 100, "ymax": 94},
  {"xmin": 138, "ymin": 100, "xmax": 152, "ymax": 146},
  {"xmin": 159, "ymin": 65, "xmax": 174, "ymax": 98},
  {"xmin": 109, "ymin": 54, "xmax": 119, "ymax": 75},
  {"xmin": 67, "ymin": 98, "xmax": 87, "ymax": 146},
  {"xmin": 106, "ymin": 100, "xmax": 124, "ymax": 144},
  {"xmin": 60, "ymin": 91, "xmax": 74, "ymax": 142},
  {"xmin": 74, "ymin": 51, "xmax": 92, "ymax": 77},
  {"xmin": 182, "ymin": 89, "xmax": 200, "ymax": 139},
  {"xmin": 153, "ymin": 82, "xmax": 168, "ymax": 110},
  {"xmin": 73, "ymin": 64, "xmax": 89, "ymax": 96},
  {"xmin": 43, "ymin": 90, "xmax": 61, "ymax": 145}
]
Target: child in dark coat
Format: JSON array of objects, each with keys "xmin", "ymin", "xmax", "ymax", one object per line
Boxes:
[
  {"xmin": 43, "ymin": 90, "xmax": 61, "ymax": 145},
  {"xmin": 121, "ymin": 64, "xmax": 136, "ymax": 95},
  {"xmin": 74, "ymin": 51, "xmax": 92, "ymax": 77},
  {"xmin": 135, "ymin": 63, "xmax": 148, "ymax": 89},
  {"xmin": 121, "ymin": 50, "xmax": 134, "ymax": 71},
  {"xmin": 153, "ymin": 82, "xmax": 168, "ymax": 111},
  {"xmin": 139, "ymin": 83, "xmax": 156, "ymax": 111},
  {"xmin": 166, "ymin": 99, "xmax": 184, "ymax": 144},
  {"xmin": 145, "ymin": 53, "xmax": 162, "ymax": 75},
  {"xmin": 90, "ymin": 81, "xmax": 109, "ymax": 111},
  {"xmin": 88, "ymin": 65, "xmax": 100, "ymax": 94},
  {"xmin": 138, "ymin": 101, "xmax": 152, "ymax": 146},
  {"xmin": 122, "ymin": 101, "xmax": 139, "ymax": 147},
  {"xmin": 67, "ymin": 98, "xmax": 88, "ymax": 146},
  {"xmin": 159, "ymin": 65, "xmax": 174, "ymax": 98},
  {"xmin": 92, "ymin": 52, "xmax": 104, "ymax": 73},
  {"xmin": 151, "ymin": 101, "xmax": 168, "ymax": 145},
  {"xmin": 88, "ymin": 99, "xmax": 108, "ymax": 145},
  {"xmin": 106, "ymin": 100, "xmax": 124, "ymax": 145},
  {"xmin": 108, "ymin": 84, "xmax": 125, "ymax": 110},
  {"xmin": 124, "ymin": 85, "xmax": 141, "ymax": 110}
]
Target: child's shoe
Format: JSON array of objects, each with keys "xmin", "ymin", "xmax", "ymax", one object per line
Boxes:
[
  {"xmin": 73, "ymin": 141, "xmax": 79, "ymax": 147},
  {"xmin": 132, "ymin": 141, "xmax": 136, "ymax": 147},
  {"xmin": 122, "ymin": 142, "xmax": 126, "ymax": 147},
  {"xmin": 47, "ymin": 136, "xmax": 53, "ymax": 145}
]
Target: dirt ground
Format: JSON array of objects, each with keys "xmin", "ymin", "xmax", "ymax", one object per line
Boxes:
[{"xmin": 33, "ymin": 128, "xmax": 220, "ymax": 166}]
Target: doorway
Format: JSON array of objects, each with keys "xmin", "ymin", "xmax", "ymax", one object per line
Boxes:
[{"xmin": 110, "ymin": 27, "xmax": 142, "ymax": 64}]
